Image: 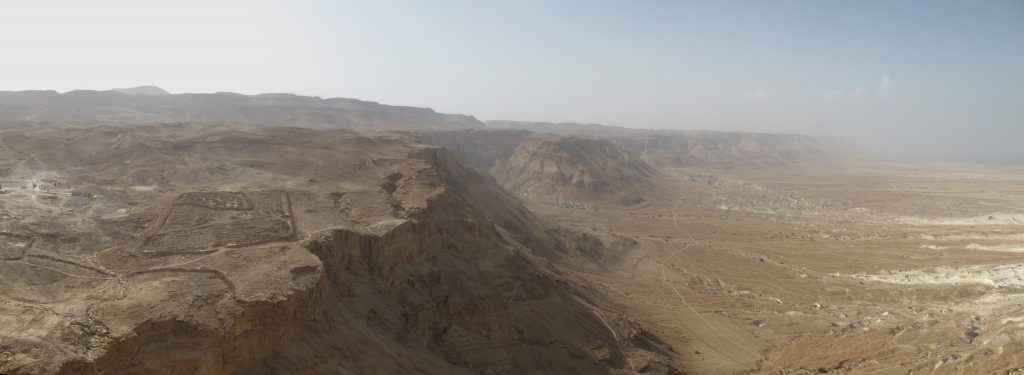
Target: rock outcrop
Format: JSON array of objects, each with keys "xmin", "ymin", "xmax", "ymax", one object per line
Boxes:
[{"xmin": 492, "ymin": 135, "xmax": 659, "ymax": 206}]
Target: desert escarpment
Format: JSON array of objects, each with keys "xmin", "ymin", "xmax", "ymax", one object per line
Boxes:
[
  {"xmin": 487, "ymin": 120, "xmax": 833, "ymax": 167},
  {"xmin": 0, "ymin": 123, "xmax": 659, "ymax": 374},
  {"xmin": 0, "ymin": 88, "xmax": 483, "ymax": 130}
]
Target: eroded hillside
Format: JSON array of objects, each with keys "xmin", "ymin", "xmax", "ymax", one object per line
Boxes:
[
  {"xmin": 492, "ymin": 135, "xmax": 660, "ymax": 206},
  {"xmin": 0, "ymin": 124, "xmax": 678, "ymax": 375}
]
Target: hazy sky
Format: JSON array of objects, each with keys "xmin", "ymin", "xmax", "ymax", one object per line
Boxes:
[{"xmin": 1, "ymin": 1, "xmax": 1022, "ymax": 161}]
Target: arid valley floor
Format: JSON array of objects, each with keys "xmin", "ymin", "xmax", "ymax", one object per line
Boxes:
[
  {"xmin": 542, "ymin": 161, "xmax": 1024, "ymax": 374},
  {"xmin": 0, "ymin": 91, "xmax": 1023, "ymax": 374}
]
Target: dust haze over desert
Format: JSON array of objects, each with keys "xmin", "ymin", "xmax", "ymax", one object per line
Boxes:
[{"xmin": 1, "ymin": 1, "xmax": 1023, "ymax": 375}]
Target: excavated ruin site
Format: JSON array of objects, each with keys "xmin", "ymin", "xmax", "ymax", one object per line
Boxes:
[{"xmin": 1, "ymin": 91, "xmax": 1023, "ymax": 374}]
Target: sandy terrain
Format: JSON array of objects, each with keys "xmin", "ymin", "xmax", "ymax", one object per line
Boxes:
[{"xmin": 532, "ymin": 160, "xmax": 1024, "ymax": 374}]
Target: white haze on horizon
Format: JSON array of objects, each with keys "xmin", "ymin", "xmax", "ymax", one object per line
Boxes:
[{"xmin": 0, "ymin": 0, "xmax": 1021, "ymax": 162}]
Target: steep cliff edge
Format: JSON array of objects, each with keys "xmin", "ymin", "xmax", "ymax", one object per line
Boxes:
[{"xmin": 0, "ymin": 124, "xmax": 656, "ymax": 374}]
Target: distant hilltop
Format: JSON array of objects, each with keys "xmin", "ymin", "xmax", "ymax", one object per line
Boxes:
[{"xmin": 110, "ymin": 85, "xmax": 171, "ymax": 96}]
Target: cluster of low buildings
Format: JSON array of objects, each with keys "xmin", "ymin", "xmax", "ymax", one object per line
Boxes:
[{"xmin": 0, "ymin": 178, "xmax": 94, "ymax": 210}]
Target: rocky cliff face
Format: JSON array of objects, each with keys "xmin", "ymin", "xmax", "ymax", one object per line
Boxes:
[
  {"xmin": 0, "ymin": 124, "xmax": 642, "ymax": 375},
  {"xmin": 0, "ymin": 90, "xmax": 483, "ymax": 130},
  {"xmin": 492, "ymin": 135, "xmax": 659, "ymax": 206}
]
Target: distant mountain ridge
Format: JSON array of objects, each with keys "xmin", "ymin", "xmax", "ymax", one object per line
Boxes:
[
  {"xmin": 0, "ymin": 88, "xmax": 851, "ymax": 163},
  {"xmin": 0, "ymin": 88, "xmax": 483, "ymax": 130},
  {"xmin": 487, "ymin": 120, "xmax": 843, "ymax": 167},
  {"xmin": 486, "ymin": 120, "xmax": 626, "ymax": 134}
]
